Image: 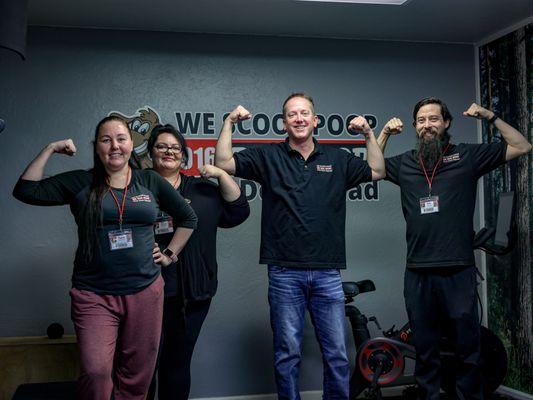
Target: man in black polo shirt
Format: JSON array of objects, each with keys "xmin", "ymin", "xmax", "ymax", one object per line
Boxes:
[
  {"xmin": 215, "ymin": 93, "xmax": 385, "ymax": 400},
  {"xmin": 378, "ymin": 98, "xmax": 531, "ymax": 400}
]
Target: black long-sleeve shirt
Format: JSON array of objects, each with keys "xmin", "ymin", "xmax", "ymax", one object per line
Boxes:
[
  {"xmin": 155, "ymin": 174, "xmax": 250, "ymax": 300},
  {"xmin": 13, "ymin": 169, "xmax": 197, "ymax": 295}
]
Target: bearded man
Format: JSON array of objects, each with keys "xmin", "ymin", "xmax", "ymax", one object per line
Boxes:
[{"xmin": 377, "ymin": 97, "xmax": 531, "ymax": 400}]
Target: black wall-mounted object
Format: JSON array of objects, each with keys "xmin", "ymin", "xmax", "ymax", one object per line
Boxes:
[{"xmin": 0, "ymin": 0, "xmax": 29, "ymax": 60}]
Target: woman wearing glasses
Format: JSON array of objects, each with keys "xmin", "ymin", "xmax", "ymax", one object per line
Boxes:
[
  {"xmin": 146, "ymin": 124, "xmax": 249, "ymax": 400},
  {"xmin": 13, "ymin": 116, "xmax": 197, "ymax": 399}
]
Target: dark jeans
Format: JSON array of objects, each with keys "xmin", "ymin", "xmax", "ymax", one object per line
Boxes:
[
  {"xmin": 404, "ymin": 266, "xmax": 482, "ymax": 400},
  {"xmin": 147, "ymin": 296, "xmax": 211, "ymax": 400},
  {"xmin": 268, "ymin": 265, "xmax": 349, "ymax": 400}
]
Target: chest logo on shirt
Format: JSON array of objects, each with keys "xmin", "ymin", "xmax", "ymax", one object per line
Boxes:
[
  {"xmin": 131, "ymin": 194, "xmax": 152, "ymax": 203},
  {"xmin": 316, "ymin": 164, "xmax": 333, "ymax": 173},
  {"xmin": 442, "ymin": 153, "xmax": 460, "ymax": 163}
]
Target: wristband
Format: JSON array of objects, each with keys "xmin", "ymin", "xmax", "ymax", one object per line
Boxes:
[
  {"xmin": 163, "ymin": 248, "xmax": 178, "ymax": 263},
  {"xmin": 488, "ymin": 113, "xmax": 499, "ymax": 124}
]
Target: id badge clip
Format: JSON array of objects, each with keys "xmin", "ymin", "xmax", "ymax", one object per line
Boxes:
[
  {"xmin": 108, "ymin": 229, "xmax": 134, "ymax": 250},
  {"xmin": 420, "ymin": 195, "xmax": 439, "ymax": 215},
  {"xmin": 155, "ymin": 215, "xmax": 174, "ymax": 235}
]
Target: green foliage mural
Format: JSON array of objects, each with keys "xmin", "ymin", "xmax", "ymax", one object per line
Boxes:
[{"xmin": 479, "ymin": 23, "xmax": 533, "ymax": 394}]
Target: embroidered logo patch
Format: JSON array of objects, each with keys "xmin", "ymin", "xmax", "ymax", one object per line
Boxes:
[
  {"xmin": 131, "ymin": 194, "xmax": 152, "ymax": 203},
  {"xmin": 442, "ymin": 153, "xmax": 460, "ymax": 163},
  {"xmin": 316, "ymin": 164, "xmax": 333, "ymax": 172}
]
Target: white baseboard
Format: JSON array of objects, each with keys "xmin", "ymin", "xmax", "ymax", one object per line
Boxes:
[
  {"xmin": 192, "ymin": 391, "xmax": 322, "ymax": 400},
  {"xmin": 194, "ymin": 385, "xmax": 533, "ymax": 400},
  {"xmin": 193, "ymin": 386, "xmax": 408, "ymax": 400}
]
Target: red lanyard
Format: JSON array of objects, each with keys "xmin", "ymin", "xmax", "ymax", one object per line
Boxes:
[
  {"xmin": 419, "ymin": 143, "xmax": 451, "ymax": 195},
  {"xmin": 107, "ymin": 167, "xmax": 131, "ymax": 230}
]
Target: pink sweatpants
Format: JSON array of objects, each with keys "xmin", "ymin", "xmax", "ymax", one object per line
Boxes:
[{"xmin": 70, "ymin": 275, "xmax": 164, "ymax": 400}]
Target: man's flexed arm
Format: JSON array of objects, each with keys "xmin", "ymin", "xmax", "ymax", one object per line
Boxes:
[
  {"xmin": 348, "ymin": 116, "xmax": 385, "ymax": 180},
  {"xmin": 215, "ymin": 105, "xmax": 252, "ymax": 175},
  {"xmin": 463, "ymin": 103, "xmax": 532, "ymax": 161},
  {"xmin": 377, "ymin": 118, "xmax": 403, "ymax": 153}
]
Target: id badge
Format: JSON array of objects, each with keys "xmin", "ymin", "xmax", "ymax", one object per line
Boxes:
[
  {"xmin": 108, "ymin": 229, "xmax": 134, "ymax": 250},
  {"xmin": 154, "ymin": 214, "xmax": 174, "ymax": 235},
  {"xmin": 420, "ymin": 195, "xmax": 439, "ymax": 214}
]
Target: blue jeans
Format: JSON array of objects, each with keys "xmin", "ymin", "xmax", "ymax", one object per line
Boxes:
[{"xmin": 268, "ymin": 266, "xmax": 349, "ymax": 400}]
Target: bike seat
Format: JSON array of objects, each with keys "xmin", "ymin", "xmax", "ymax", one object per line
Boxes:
[{"xmin": 343, "ymin": 280, "xmax": 376, "ymax": 297}]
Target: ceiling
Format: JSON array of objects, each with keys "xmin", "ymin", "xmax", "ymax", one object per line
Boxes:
[{"xmin": 28, "ymin": 0, "xmax": 533, "ymax": 44}]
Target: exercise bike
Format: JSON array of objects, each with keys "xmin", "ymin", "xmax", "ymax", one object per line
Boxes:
[{"xmin": 344, "ymin": 192, "xmax": 514, "ymax": 399}]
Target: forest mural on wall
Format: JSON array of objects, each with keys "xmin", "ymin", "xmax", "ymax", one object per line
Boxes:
[{"xmin": 479, "ymin": 23, "xmax": 532, "ymax": 394}]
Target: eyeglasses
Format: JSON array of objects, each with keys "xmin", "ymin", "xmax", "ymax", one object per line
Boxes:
[{"xmin": 154, "ymin": 144, "xmax": 182, "ymax": 153}]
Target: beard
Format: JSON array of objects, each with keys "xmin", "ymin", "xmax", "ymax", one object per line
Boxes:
[{"xmin": 415, "ymin": 129, "xmax": 451, "ymax": 169}]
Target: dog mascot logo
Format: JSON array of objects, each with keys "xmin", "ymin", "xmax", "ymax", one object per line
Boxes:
[{"xmin": 108, "ymin": 107, "xmax": 161, "ymax": 168}]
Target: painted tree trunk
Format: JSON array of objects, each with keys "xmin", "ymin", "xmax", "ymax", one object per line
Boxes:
[{"xmin": 511, "ymin": 27, "xmax": 532, "ymax": 369}]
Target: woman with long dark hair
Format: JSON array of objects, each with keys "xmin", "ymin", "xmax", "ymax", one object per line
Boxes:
[
  {"xmin": 13, "ymin": 116, "xmax": 197, "ymax": 399},
  {"xmin": 146, "ymin": 124, "xmax": 249, "ymax": 400}
]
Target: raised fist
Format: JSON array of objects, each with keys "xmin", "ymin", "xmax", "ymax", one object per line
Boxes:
[
  {"xmin": 49, "ymin": 139, "xmax": 77, "ymax": 156},
  {"xmin": 463, "ymin": 103, "xmax": 492, "ymax": 120},
  {"xmin": 348, "ymin": 115, "xmax": 372, "ymax": 136},
  {"xmin": 199, "ymin": 164, "xmax": 223, "ymax": 179},
  {"xmin": 382, "ymin": 118, "xmax": 403, "ymax": 135},
  {"xmin": 227, "ymin": 105, "xmax": 252, "ymax": 124}
]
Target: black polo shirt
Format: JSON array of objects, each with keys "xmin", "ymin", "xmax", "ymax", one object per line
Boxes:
[
  {"xmin": 234, "ymin": 138, "xmax": 372, "ymax": 268},
  {"xmin": 385, "ymin": 142, "xmax": 507, "ymax": 269}
]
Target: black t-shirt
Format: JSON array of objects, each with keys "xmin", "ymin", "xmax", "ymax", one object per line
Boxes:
[
  {"xmin": 234, "ymin": 138, "xmax": 372, "ymax": 268},
  {"xmin": 13, "ymin": 169, "xmax": 198, "ymax": 295},
  {"xmin": 154, "ymin": 174, "xmax": 250, "ymax": 300},
  {"xmin": 385, "ymin": 142, "xmax": 507, "ymax": 269}
]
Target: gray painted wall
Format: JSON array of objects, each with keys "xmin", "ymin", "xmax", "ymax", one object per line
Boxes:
[{"xmin": 0, "ymin": 27, "xmax": 477, "ymax": 396}]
